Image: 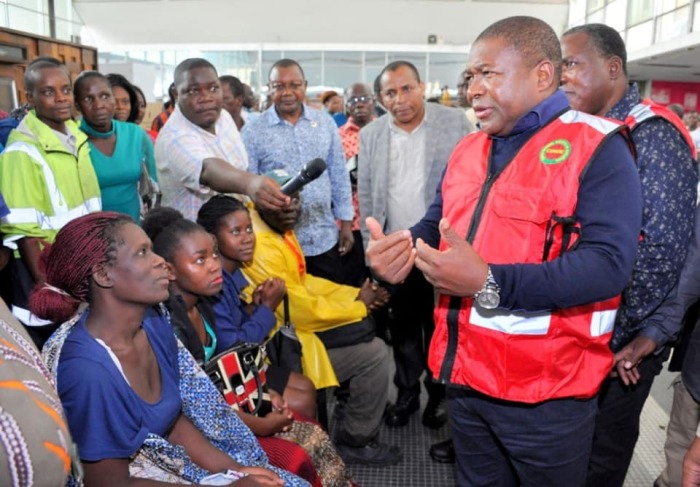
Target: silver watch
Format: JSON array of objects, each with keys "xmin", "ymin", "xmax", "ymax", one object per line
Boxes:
[{"xmin": 474, "ymin": 266, "xmax": 500, "ymax": 309}]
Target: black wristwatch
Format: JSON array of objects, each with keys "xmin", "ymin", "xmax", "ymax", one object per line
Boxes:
[{"xmin": 474, "ymin": 266, "xmax": 500, "ymax": 309}]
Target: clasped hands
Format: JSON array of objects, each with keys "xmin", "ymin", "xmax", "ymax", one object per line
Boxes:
[{"xmin": 365, "ymin": 216, "xmax": 488, "ymax": 297}]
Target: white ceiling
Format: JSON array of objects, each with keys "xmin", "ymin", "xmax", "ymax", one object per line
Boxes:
[
  {"xmin": 627, "ymin": 32, "xmax": 700, "ymax": 82},
  {"xmin": 72, "ymin": 0, "xmax": 700, "ymax": 83}
]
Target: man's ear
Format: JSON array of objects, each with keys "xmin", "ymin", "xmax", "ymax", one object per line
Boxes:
[
  {"xmin": 92, "ymin": 264, "xmax": 113, "ymax": 289},
  {"xmin": 608, "ymin": 56, "xmax": 623, "ymax": 80},
  {"xmin": 537, "ymin": 59, "xmax": 557, "ymax": 92}
]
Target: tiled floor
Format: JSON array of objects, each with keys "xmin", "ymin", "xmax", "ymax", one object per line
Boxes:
[{"xmin": 334, "ymin": 344, "xmax": 676, "ymax": 487}]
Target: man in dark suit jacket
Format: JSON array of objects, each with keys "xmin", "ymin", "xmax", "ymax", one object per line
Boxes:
[{"xmin": 358, "ymin": 60, "xmax": 473, "ymax": 432}]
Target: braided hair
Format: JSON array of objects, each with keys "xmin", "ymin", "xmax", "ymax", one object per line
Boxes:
[
  {"xmin": 196, "ymin": 195, "xmax": 248, "ymax": 236},
  {"xmin": 29, "ymin": 212, "xmax": 133, "ymax": 323}
]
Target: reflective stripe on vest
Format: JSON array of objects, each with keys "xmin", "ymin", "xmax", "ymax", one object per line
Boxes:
[
  {"xmin": 3, "ymin": 141, "xmax": 68, "ymax": 213},
  {"xmin": 1, "ymin": 141, "xmax": 101, "ymax": 243},
  {"xmin": 3, "ymin": 197, "xmax": 101, "ymax": 229},
  {"xmin": 626, "ymin": 100, "xmax": 697, "ymax": 159},
  {"xmin": 468, "ymin": 305, "xmax": 616, "ymax": 338}
]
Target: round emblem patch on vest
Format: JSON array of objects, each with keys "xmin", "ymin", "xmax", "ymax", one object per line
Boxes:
[{"xmin": 539, "ymin": 139, "xmax": 572, "ymax": 165}]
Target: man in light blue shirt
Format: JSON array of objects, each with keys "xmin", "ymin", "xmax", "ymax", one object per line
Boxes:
[{"xmin": 242, "ymin": 59, "xmax": 354, "ymax": 283}]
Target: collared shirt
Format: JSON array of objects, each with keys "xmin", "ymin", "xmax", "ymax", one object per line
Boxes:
[
  {"xmin": 339, "ymin": 117, "xmax": 362, "ymax": 160},
  {"xmin": 386, "ymin": 116, "xmax": 427, "ymax": 233},
  {"xmin": 412, "ymin": 90, "xmax": 643, "ymax": 314},
  {"xmin": 155, "ymin": 106, "xmax": 249, "ymax": 221},
  {"xmin": 606, "ymin": 83, "xmax": 698, "ymax": 351},
  {"xmin": 242, "ymin": 105, "xmax": 353, "ymax": 257},
  {"xmin": 339, "ymin": 116, "xmax": 375, "ymax": 231},
  {"xmin": 50, "ymin": 127, "xmax": 77, "ymax": 156}
]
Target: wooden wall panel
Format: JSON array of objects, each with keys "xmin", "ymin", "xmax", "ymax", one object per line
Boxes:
[{"xmin": 0, "ymin": 27, "xmax": 97, "ymax": 110}]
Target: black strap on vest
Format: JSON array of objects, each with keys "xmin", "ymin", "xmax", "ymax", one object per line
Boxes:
[{"xmin": 542, "ymin": 212, "xmax": 581, "ymax": 262}]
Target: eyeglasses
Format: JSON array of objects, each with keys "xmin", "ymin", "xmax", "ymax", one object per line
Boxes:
[
  {"xmin": 347, "ymin": 95, "xmax": 373, "ymax": 107},
  {"xmin": 269, "ymin": 81, "xmax": 305, "ymax": 92}
]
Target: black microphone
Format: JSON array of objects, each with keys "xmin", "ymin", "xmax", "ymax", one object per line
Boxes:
[{"xmin": 280, "ymin": 158, "xmax": 327, "ymax": 195}]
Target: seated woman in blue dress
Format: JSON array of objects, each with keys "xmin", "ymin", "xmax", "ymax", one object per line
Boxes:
[
  {"xmin": 30, "ymin": 211, "xmax": 307, "ymax": 487},
  {"xmin": 74, "ymin": 72, "xmax": 157, "ymax": 223}
]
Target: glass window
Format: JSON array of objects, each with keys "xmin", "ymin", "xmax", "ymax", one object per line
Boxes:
[
  {"xmin": 568, "ymin": 0, "xmax": 587, "ymax": 26},
  {"xmin": 626, "ymin": 19, "xmax": 654, "ymax": 49},
  {"xmin": 324, "ymin": 51, "xmax": 363, "ymax": 89},
  {"xmin": 604, "ymin": 0, "xmax": 627, "ymax": 32},
  {"xmin": 587, "ymin": 0, "xmax": 605, "ymax": 13},
  {"xmin": 659, "ymin": 0, "xmax": 689, "ymax": 14},
  {"xmin": 655, "ymin": 6, "xmax": 690, "ymax": 42},
  {"xmin": 427, "ymin": 52, "xmax": 468, "ymax": 98},
  {"xmin": 587, "ymin": 8, "xmax": 605, "ymax": 23},
  {"xmin": 261, "ymin": 50, "xmax": 283, "ymax": 83},
  {"xmin": 7, "ymin": 3, "xmax": 49, "ymax": 37},
  {"xmin": 627, "ymin": 0, "xmax": 654, "ymax": 26}
]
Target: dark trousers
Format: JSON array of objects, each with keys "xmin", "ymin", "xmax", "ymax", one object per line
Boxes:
[
  {"xmin": 389, "ymin": 267, "xmax": 443, "ymax": 400},
  {"xmin": 448, "ymin": 387, "xmax": 598, "ymax": 487},
  {"xmin": 338, "ymin": 230, "xmax": 368, "ymax": 287},
  {"xmin": 305, "ymin": 242, "xmax": 345, "ymax": 284},
  {"xmin": 586, "ymin": 352, "xmax": 665, "ymax": 487}
]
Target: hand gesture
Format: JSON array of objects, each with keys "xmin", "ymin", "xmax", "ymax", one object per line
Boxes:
[
  {"xmin": 253, "ymin": 278, "xmax": 286, "ymax": 310},
  {"xmin": 247, "ymin": 176, "xmax": 290, "ymax": 211},
  {"xmin": 611, "ymin": 336, "xmax": 657, "ymax": 386},
  {"xmin": 415, "ymin": 218, "xmax": 487, "ymax": 296},
  {"xmin": 365, "ymin": 217, "xmax": 415, "ymax": 284}
]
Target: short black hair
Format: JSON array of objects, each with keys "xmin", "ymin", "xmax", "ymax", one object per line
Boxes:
[
  {"xmin": 563, "ymin": 23, "xmax": 628, "ymax": 75},
  {"xmin": 477, "ymin": 16, "xmax": 562, "ymax": 80},
  {"xmin": 106, "ymin": 73, "xmax": 139, "ymax": 122},
  {"xmin": 219, "ymin": 75, "xmax": 245, "ymax": 98},
  {"xmin": 73, "ymin": 70, "xmax": 108, "ymax": 99},
  {"xmin": 174, "ymin": 58, "xmax": 218, "ymax": 91},
  {"xmin": 373, "ymin": 73, "xmax": 383, "ymax": 101},
  {"xmin": 24, "ymin": 59, "xmax": 67, "ymax": 94},
  {"xmin": 268, "ymin": 59, "xmax": 305, "ymax": 81},
  {"xmin": 378, "ymin": 61, "xmax": 421, "ymax": 87},
  {"xmin": 197, "ymin": 195, "xmax": 248, "ymax": 235},
  {"xmin": 142, "ymin": 207, "xmax": 205, "ymax": 263}
]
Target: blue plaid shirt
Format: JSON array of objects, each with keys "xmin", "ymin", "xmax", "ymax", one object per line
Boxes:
[
  {"xmin": 242, "ymin": 105, "xmax": 353, "ymax": 257},
  {"xmin": 607, "ymin": 83, "xmax": 698, "ymax": 352}
]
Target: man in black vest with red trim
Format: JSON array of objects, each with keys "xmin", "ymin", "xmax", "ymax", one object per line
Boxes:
[{"xmin": 561, "ymin": 24, "xmax": 698, "ymax": 487}]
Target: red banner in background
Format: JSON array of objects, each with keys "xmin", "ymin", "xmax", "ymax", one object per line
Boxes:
[{"xmin": 651, "ymin": 81, "xmax": 700, "ymax": 111}]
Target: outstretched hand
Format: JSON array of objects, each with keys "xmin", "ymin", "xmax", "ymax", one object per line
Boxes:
[
  {"xmin": 247, "ymin": 175, "xmax": 290, "ymax": 211},
  {"xmin": 414, "ymin": 218, "xmax": 487, "ymax": 297},
  {"xmin": 365, "ymin": 217, "xmax": 415, "ymax": 284}
]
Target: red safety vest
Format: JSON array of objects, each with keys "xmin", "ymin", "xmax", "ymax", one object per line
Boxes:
[
  {"xmin": 625, "ymin": 99, "xmax": 697, "ymax": 159},
  {"xmin": 428, "ymin": 110, "xmax": 629, "ymax": 403}
]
